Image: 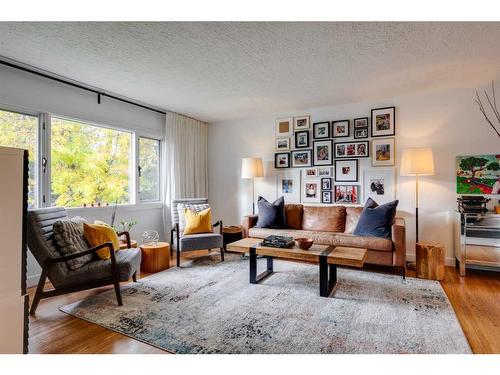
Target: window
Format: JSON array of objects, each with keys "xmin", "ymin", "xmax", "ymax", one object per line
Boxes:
[
  {"xmin": 50, "ymin": 117, "xmax": 132, "ymax": 207},
  {"xmin": 0, "ymin": 109, "xmax": 38, "ymax": 207},
  {"xmin": 138, "ymin": 137, "xmax": 160, "ymax": 201}
]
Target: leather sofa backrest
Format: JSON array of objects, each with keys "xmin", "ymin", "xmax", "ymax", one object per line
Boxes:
[
  {"xmin": 345, "ymin": 207, "xmax": 363, "ymax": 233},
  {"xmin": 285, "ymin": 204, "xmax": 303, "ymax": 229},
  {"xmin": 302, "ymin": 206, "xmax": 346, "ymax": 232}
]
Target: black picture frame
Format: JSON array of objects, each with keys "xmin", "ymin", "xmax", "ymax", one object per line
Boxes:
[
  {"xmin": 274, "ymin": 152, "xmax": 290, "ymax": 168},
  {"xmin": 334, "ymin": 141, "xmax": 370, "ymax": 158},
  {"xmin": 371, "ymin": 106, "xmax": 396, "ymax": 137},
  {"xmin": 353, "ymin": 117, "xmax": 369, "ymax": 128},
  {"xmin": 313, "ymin": 121, "xmax": 330, "ymax": 139},
  {"xmin": 321, "ymin": 190, "xmax": 332, "ymax": 204},
  {"xmin": 354, "ymin": 127, "xmax": 368, "ymax": 139},
  {"xmin": 334, "ymin": 159, "xmax": 359, "ymax": 182},
  {"xmin": 321, "ymin": 177, "xmax": 332, "ymax": 190},
  {"xmin": 313, "ymin": 139, "xmax": 334, "ymax": 166},
  {"xmin": 294, "ymin": 130, "xmax": 310, "ymax": 148},
  {"xmin": 291, "ymin": 149, "xmax": 312, "ymax": 168},
  {"xmin": 332, "ymin": 120, "xmax": 350, "ymax": 138}
]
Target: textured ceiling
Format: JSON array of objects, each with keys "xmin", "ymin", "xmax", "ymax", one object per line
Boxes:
[{"xmin": 0, "ymin": 22, "xmax": 499, "ymax": 122}]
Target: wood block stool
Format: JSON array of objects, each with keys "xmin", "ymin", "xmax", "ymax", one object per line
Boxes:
[
  {"xmin": 140, "ymin": 242, "xmax": 170, "ymax": 273},
  {"xmin": 416, "ymin": 242, "xmax": 445, "ymax": 280}
]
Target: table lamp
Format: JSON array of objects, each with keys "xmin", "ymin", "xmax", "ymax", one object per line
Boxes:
[
  {"xmin": 400, "ymin": 148, "xmax": 435, "ymax": 268},
  {"xmin": 241, "ymin": 157, "xmax": 264, "ymax": 215}
]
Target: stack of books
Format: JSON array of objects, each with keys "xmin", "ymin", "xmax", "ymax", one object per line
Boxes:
[{"xmin": 261, "ymin": 235, "xmax": 294, "ymax": 248}]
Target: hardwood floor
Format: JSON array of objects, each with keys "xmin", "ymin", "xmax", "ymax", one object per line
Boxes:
[{"xmin": 27, "ymin": 251, "xmax": 500, "ymax": 354}]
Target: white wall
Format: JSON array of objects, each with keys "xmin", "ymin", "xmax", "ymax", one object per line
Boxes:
[
  {"xmin": 0, "ymin": 64, "xmax": 166, "ymax": 286},
  {"xmin": 208, "ymin": 84, "xmax": 500, "ymax": 266}
]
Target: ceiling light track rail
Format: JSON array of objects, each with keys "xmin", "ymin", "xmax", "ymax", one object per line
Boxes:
[{"xmin": 0, "ymin": 59, "xmax": 166, "ymax": 115}]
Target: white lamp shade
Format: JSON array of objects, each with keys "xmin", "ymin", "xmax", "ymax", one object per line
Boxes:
[
  {"xmin": 400, "ymin": 148, "xmax": 435, "ymax": 176},
  {"xmin": 241, "ymin": 157, "xmax": 264, "ymax": 179}
]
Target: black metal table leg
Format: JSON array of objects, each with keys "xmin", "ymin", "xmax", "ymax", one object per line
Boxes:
[
  {"xmin": 319, "ymin": 246, "xmax": 336, "ymax": 297},
  {"xmin": 249, "ymin": 246, "xmax": 273, "ymax": 284}
]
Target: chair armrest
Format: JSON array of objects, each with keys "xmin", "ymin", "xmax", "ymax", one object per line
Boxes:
[
  {"xmin": 116, "ymin": 231, "xmax": 131, "ymax": 248},
  {"xmin": 242, "ymin": 215, "xmax": 258, "ymax": 237},
  {"xmin": 392, "ymin": 218, "xmax": 406, "ymax": 267},
  {"xmin": 213, "ymin": 220, "xmax": 223, "ymax": 235},
  {"xmin": 45, "ymin": 242, "xmax": 114, "ymax": 265}
]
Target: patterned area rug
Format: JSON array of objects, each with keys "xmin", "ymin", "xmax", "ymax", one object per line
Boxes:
[{"xmin": 60, "ymin": 254, "xmax": 471, "ymax": 354}]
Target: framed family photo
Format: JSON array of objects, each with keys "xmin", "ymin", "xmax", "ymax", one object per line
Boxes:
[
  {"xmin": 321, "ymin": 191, "xmax": 332, "ymax": 204},
  {"xmin": 274, "ymin": 152, "xmax": 290, "ymax": 168},
  {"xmin": 275, "ymin": 117, "xmax": 293, "ymax": 137},
  {"xmin": 302, "ymin": 178, "xmax": 321, "ymax": 203},
  {"xmin": 354, "ymin": 117, "xmax": 368, "ymax": 128},
  {"xmin": 334, "ymin": 159, "xmax": 358, "ymax": 182},
  {"xmin": 291, "ymin": 149, "xmax": 312, "ymax": 168},
  {"xmin": 303, "ymin": 167, "xmax": 318, "ymax": 178},
  {"xmin": 317, "ymin": 166, "xmax": 332, "ymax": 177},
  {"xmin": 332, "ymin": 120, "xmax": 350, "ymax": 138},
  {"xmin": 321, "ymin": 177, "xmax": 332, "ymax": 190},
  {"xmin": 334, "ymin": 141, "xmax": 369, "ymax": 158},
  {"xmin": 294, "ymin": 130, "xmax": 309, "ymax": 148},
  {"xmin": 277, "ymin": 169, "xmax": 301, "ymax": 203},
  {"xmin": 313, "ymin": 140, "xmax": 334, "ymax": 166},
  {"xmin": 363, "ymin": 168, "xmax": 396, "ymax": 205},
  {"xmin": 334, "ymin": 185, "xmax": 360, "ymax": 204},
  {"xmin": 371, "ymin": 107, "xmax": 395, "ymax": 137},
  {"xmin": 294, "ymin": 115, "xmax": 310, "ymax": 131},
  {"xmin": 313, "ymin": 121, "xmax": 330, "ymax": 139},
  {"xmin": 354, "ymin": 128, "xmax": 368, "ymax": 139},
  {"xmin": 372, "ymin": 138, "xmax": 395, "ymax": 166},
  {"xmin": 275, "ymin": 137, "xmax": 290, "ymax": 151}
]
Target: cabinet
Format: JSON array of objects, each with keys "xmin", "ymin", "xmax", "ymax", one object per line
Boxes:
[
  {"xmin": 454, "ymin": 211, "xmax": 500, "ymax": 276},
  {"xmin": 0, "ymin": 146, "xmax": 29, "ymax": 353}
]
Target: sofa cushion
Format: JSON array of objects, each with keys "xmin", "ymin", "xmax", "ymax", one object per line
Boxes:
[
  {"xmin": 285, "ymin": 204, "xmax": 303, "ymax": 229},
  {"xmin": 302, "ymin": 206, "xmax": 346, "ymax": 232},
  {"xmin": 255, "ymin": 196, "xmax": 286, "ymax": 229},
  {"xmin": 248, "ymin": 228, "xmax": 392, "ymax": 252},
  {"xmin": 53, "ymin": 216, "xmax": 91, "ymax": 270},
  {"xmin": 354, "ymin": 198, "xmax": 399, "ymax": 239},
  {"xmin": 345, "ymin": 207, "xmax": 363, "ymax": 234}
]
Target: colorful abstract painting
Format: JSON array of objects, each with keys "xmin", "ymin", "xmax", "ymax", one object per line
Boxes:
[{"xmin": 456, "ymin": 155, "xmax": 500, "ymax": 194}]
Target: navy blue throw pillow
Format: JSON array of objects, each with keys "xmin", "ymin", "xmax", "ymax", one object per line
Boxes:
[
  {"xmin": 353, "ymin": 198, "xmax": 399, "ymax": 239},
  {"xmin": 255, "ymin": 196, "xmax": 287, "ymax": 229}
]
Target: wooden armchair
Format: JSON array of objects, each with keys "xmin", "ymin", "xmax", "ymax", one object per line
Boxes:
[{"xmin": 27, "ymin": 207, "xmax": 141, "ymax": 314}]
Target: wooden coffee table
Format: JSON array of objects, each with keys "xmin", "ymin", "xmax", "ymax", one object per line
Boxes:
[{"xmin": 227, "ymin": 238, "xmax": 367, "ymax": 297}]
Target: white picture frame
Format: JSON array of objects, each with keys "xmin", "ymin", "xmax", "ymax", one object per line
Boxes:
[
  {"xmin": 294, "ymin": 115, "xmax": 310, "ymax": 130},
  {"xmin": 276, "ymin": 169, "xmax": 301, "ymax": 203},
  {"xmin": 275, "ymin": 117, "xmax": 293, "ymax": 137},
  {"xmin": 317, "ymin": 167, "xmax": 332, "ymax": 178},
  {"xmin": 275, "ymin": 137, "xmax": 290, "ymax": 151},
  {"xmin": 372, "ymin": 137, "xmax": 396, "ymax": 166},
  {"xmin": 302, "ymin": 178, "xmax": 321, "ymax": 203},
  {"xmin": 302, "ymin": 167, "xmax": 318, "ymax": 178},
  {"xmin": 363, "ymin": 168, "xmax": 396, "ymax": 205}
]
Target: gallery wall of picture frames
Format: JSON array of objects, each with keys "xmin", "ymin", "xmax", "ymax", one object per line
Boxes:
[{"xmin": 273, "ymin": 108, "xmax": 397, "ymax": 205}]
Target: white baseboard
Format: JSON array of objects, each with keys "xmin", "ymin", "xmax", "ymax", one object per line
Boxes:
[{"xmin": 26, "ymin": 274, "xmax": 40, "ymax": 288}]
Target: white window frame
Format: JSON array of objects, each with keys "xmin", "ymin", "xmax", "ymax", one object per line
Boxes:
[
  {"xmin": 137, "ymin": 135, "xmax": 162, "ymax": 203},
  {"xmin": 1, "ymin": 103, "xmax": 163, "ymax": 210}
]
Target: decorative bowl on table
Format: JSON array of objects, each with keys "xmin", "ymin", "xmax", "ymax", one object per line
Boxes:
[{"xmin": 295, "ymin": 238, "xmax": 314, "ymax": 250}]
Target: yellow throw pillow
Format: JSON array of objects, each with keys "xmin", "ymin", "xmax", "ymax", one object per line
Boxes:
[
  {"xmin": 183, "ymin": 207, "xmax": 212, "ymax": 235},
  {"xmin": 83, "ymin": 223, "xmax": 121, "ymax": 260}
]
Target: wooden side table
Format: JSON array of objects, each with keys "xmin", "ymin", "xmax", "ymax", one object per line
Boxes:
[
  {"xmin": 223, "ymin": 225, "xmax": 243, "ymax": 249},
  {"xmin": 416, "ymin": 242, "xmax": 445, "ymax": 280},
  {"xmin": 140, "ymin": 242, "xmax": 170, "ymax": 273}
]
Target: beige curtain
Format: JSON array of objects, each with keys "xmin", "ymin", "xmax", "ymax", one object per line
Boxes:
[{"xmin": 163, "ymin": 112, "xmax": 208, "ymax": 233}]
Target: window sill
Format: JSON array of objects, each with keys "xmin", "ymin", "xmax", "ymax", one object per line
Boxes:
[{"xmin": 65, "ymin": 201, "xmax": 164, "ymax": 213}]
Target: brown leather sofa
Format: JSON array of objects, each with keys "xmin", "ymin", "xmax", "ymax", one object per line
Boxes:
[{"xmin": 242, "ymin": 204, "xmax": 406, "ymax": 277}]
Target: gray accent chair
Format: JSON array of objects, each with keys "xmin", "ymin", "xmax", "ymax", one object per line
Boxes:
[
  {"xmin": 170, "ymin": 198, "xmax": 224, "ymax": 267},
  {"xmin": 27, "ymin": 207, "xmax": 141, "ymax": 314}
]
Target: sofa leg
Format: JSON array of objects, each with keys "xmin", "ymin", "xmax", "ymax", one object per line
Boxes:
[
  {"xmin": 401, "ymin": 267, "xmax": 406, "ymax": 280},
  {"xmin": 177, "ymin": 249, "xmax": 181, "ymax": 267},
  {"xmin": 132, "ymin": 271, "xmax": 137, "ymax": 282}
]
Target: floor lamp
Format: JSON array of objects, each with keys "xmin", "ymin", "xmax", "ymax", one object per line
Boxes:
[
  {"xmin": 400, "ymin": 148, "xmax": 435, "ymax": 269},
  {"xmin": 241, "ymin": 157, "xmax": 264, "ymax": 215}
]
